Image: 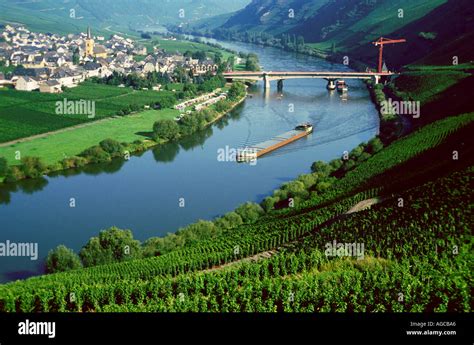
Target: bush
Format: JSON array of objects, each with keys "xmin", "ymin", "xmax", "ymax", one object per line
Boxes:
[
  {"xmin": 214, "ymin": 211, "xmax": 244, "ymax": 229},
  {"xmin": 311, "ymin": 161, "xmax": 332, "ymax": 176},
  {"xmin": 342, "ymin": 159, "xmax": 356, "ymax": 172},
  {"xmin": 282, "ymin": 180, "xmax": 309, "ymax": 199},
  {"xmin": 142, "ymin": 237, "xmax": 165, "ymax": 257},
  {"xmin": 228, "ymin": 82, "xmax": 246, "ymax": 101},
  {"xmin": 329, "ymin": 159, "xmax": 343, "ymax": 171},
  {"xmin": 179, "ymin": 115, "xmax": 200, "ymax": 136},
  {"xmin": 297, "ymin": 173, "xmax": 318, "ymax": 189},
  {"xmin": 5, "ymin": 166, "xmax": 25, "ymax": 182},
  {"xmin": 315, "ymin": 181, "xmax": 332, "ymax": 192},
  {"xmin": 0, "ymin": 157, "xmax": 7, "ymax": 176},
  {"xmin": 235, "ymin": 202, "xmax": 265, "ymax": 223},
  {"xmin": 100, "ymin": 139, "xmax": 124, "ymax": 157},
  {"xmin": 46, "ymin": 245, "xmax": 82, "ymax": 273},
  {"xmin": 142, "ymin": 233, "xmax": 186, "ymax": 257},
  {"xmin": 176, "ymin": 220, "xmax": 219, "ymax": 246},
  {"xmin": 357, "ymin": 152, "xmax": 371, "ymax": 162},
  {"xmin": 79, "ymin": 227, "xmax": 142, "ymax": 267},
  {"xmin": 368, "ymin": 137, "xmax": 384, "ymax": 153},
  {"xmin": 20, "ymin": 157, "xmax": 47, "ymax": 178},
  {"xmin": 62, "ymin": 156, "xmax": 88, "ymax": 169},
  {"xmin": 349, "ymin": 145, "xmax": 364, "ymax": 160},
  {"xmin": 80, "ymin": 146, "xmax": 111, "ymax": 163},
  {"xmin": 153, "ymin": 119, "xmax": 180, "ymax": 141},
  {"xmin": 261, "ymin": 196, "xmax": 279, "ymax": 212}
]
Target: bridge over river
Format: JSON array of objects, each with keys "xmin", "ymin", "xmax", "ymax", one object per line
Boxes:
[{"xmin": 223, "ymin": 71, "xmax": 395, "ymax": 90}]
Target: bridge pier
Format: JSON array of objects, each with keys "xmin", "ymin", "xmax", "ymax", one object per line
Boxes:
[
  {"xmin": 374, "ymin": 75, "xmax": 380, "ymax": 85},
  {"xmin": 277, "ymin": 79, "xmax": 283, "ymax": 91},
  {"xmin": 327, "ymin": 79, "xmax": 336, "ymax": 90},
  {"xmin": 263, "ymin": 75, "xmax": 271, "ymax": 89}
]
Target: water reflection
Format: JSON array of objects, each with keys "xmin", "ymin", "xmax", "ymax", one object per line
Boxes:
[{"xmin": 0, "ymin": 177, "xmax": 49, "ymax": 204}]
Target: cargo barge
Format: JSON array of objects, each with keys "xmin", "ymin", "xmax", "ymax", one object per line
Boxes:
[{"xmin": 237, "ymin": 123, "xmax": 313, "ymax": 162}]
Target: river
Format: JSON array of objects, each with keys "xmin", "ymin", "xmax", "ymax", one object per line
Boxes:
[{"xmin": 0, "ymin": 40, "xmax": 379, "ymax": 282}]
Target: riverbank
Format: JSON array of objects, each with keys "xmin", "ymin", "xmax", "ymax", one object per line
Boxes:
[{"xmin": 0, "ymin": 91, "xmax": 247, "ymax": 184}]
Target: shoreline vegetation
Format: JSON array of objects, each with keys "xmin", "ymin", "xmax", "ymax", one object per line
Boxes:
[
  {"xmin": 2, "ymin": 34, "xmax": 470, "ymax": 285},
  {"xmin": 0, "ymin": 36, "xmax": 408, "ymax": 277},
  {"xmin": 0, "ymin": 82, "xmax": 247, "ymax": 185},
  {"xmin": 0, "ymin": 34, "xmax": 264, "ymax": 183},
  {"xmin": 36, "ymin": 59, "xmax": 474, "ymax": 277}
]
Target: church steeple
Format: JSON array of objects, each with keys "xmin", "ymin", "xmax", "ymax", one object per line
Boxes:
[{"xmin": 85, "ymin": 26, "xmax": 95, "ymax": 57}]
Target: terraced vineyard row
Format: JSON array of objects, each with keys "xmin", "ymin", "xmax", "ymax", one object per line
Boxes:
[
  {"xmin": 0, "ymin": 167, "xmax": 470, "ymax": 312},
  {"xmin": 273, "ymin": 112, "xmax": 474, "ymax": 218},
  {"xmin": 0, "ymin": 192, "xmax": 366, "ymax": 306}
]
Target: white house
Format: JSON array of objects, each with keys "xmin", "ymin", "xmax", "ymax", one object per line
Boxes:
[
  {"xmin": 15, "ymin": 76, "xmax": 39, "ymax": 91},
  {"xmin": 39, "ymin": 79, "xmax": 62, "ymax": 93}
]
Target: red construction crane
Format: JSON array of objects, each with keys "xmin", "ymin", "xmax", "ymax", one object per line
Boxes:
[{"xmin": 372, "ymin": 37, "xmax": 406, "ymax": 73}]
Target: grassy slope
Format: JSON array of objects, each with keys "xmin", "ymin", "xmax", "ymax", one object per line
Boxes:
[
  {"xmin": 307, "ymin": 0, "xmax": 446, "ymax": 52},
  {"xmin": 344, "ymin": 0, "xmax": 474, "ymax": 70},
  {"xmin": 146, "ymin": 37, "xmax": 234, "ymax": 60},
  {"xmin": 341, "ymin": 0, "xmax": 447, "ymax": 46},
  {"xmin": 0, "ymin": 108, "xmax": 177, "ymax": 165},
  {"xmin": 0, "ymin": 83, "xmax": 177, "ymax": 143},
  {"xmin": 0, "ymin": 0, "xmax": 250, "ymax": 37},
  {"xmin": 0, "ymin": 1, "xmax": 109, "ymax": 36}
]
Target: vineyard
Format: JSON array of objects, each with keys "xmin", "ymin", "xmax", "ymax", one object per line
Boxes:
[
  {"xmin": 0, "ymin": 112, "xmax": 472, "ymax": 313},
  {"xmin": 0, "ymin": 165, "xmax": 471, "ymax": 312},
  {"xmin": 0, "ymin": 84, "xmax": 177, "ymax": 143},
  {"xmin": 270, "ymin": 112, "xmax": 474, "ymax": 218}
]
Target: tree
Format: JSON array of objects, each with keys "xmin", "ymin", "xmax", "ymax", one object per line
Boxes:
[
  {"xmin": 79, "ymin": 227, "xmax": 142, "ymax": 267},
  {"xmin": 310, "ymin": 161, "xmax": 332, "ymax": 176},
  {"xmin": 46, "ymin": 245, "xmax": 82, "ymax": 273},
  {"xmin": 176, "ymin": 220, "xmax": 218, "ymax": 245},
  {"xmin": 350, "ymin": 145, "xmax": 364, "ymax": 160},
  {"xmin": 227, "ymin": 82, "xmax": 245, "ymax": 101},
  {"xmin": 282, "ymin": 180, "xmax": 308, "ymax": 199},
  {"xmin": 245, "ymin": 53, "xmax": 260, "ymax": 71},
  {"xmin": 297, "ymin": 173, "xmax": 318, "ymax": 189},
  {"xmin": 261, "ymin": 196, "xmax": 278, "ymax": 212},
  {"xmin": 72, "ymin": 47, "xmax": 80, "ymax": 65},
  {"xmin": 99, "ymin": 139, "xmax": 123, "ymax": 157},
  {"xmin": 235, "ymin": 202, "xmax": 265, "ymax": 223},
  {"xmin": 0, "ymin": 157, "xmax": 7, "ymax": 176},
  {"xmin": 20, "ymin": 156, "xmax": 47, "ymax": 178},
  {"xmin": 214, "ymin": 211, "xmax": 243, "ymax": 229},
  {"xmin": 142, "ymin": 237, "xmax": 165, "ymax": 257},
  {"xmin": 214, "ymin": 51, "xmax": 223, "ymax": 65},
  {"xmin": 153, "ymin": 119, "xmax": 180, "ymax": 141},
  {"xmin": 192, "ymin": 50, "xmax": 206, "ymax": 61},
  {"xmin": 5, "ymin": 166, "xmax": 25, "ymax": 182},
  {"xmin": 80, "ymin": 146, "xmax": 111, "ymax": 163},
  {"xmin": 368, "ymin": 137, "xmax": 384, "ymax": 153}
]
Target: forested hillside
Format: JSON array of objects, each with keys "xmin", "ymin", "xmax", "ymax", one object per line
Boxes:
[
  {"xmin": 0, "ymin": 0, "xmax": 250, "ymax": 35},
  {"xmin": 177, "ymin": 0, "xmax": 474, "ymax": 70}
]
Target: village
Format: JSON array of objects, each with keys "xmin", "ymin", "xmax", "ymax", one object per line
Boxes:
[{"xmin": 0, "ymin": 24, "xmax": 220, "ymax": 93}]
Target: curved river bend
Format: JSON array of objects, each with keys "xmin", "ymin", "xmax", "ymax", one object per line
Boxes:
[{"xmin": 0, "ymin": 41, "xmax": 379, "ymax": 282}]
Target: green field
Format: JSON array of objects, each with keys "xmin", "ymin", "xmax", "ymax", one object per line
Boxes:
[
  {"xmin": 147, "ymin": 37, "xmax": 234, "ymax": 60},
  {"xmin": 0, "ymin": 83, "xmax": 176, "ymax": 143},
  {"xmin": 0, "ymin": 108, "xmax": 178, "ymax": 165}
]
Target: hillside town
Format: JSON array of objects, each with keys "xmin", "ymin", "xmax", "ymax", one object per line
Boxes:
[{"xmin": 0, "ymin": 24, "xmax": 219, "ymax": 93}]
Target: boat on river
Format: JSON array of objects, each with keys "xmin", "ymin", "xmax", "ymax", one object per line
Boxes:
[{"xmin": 237, "ymin": 123, "xmax": 313, "ymax": 162}]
